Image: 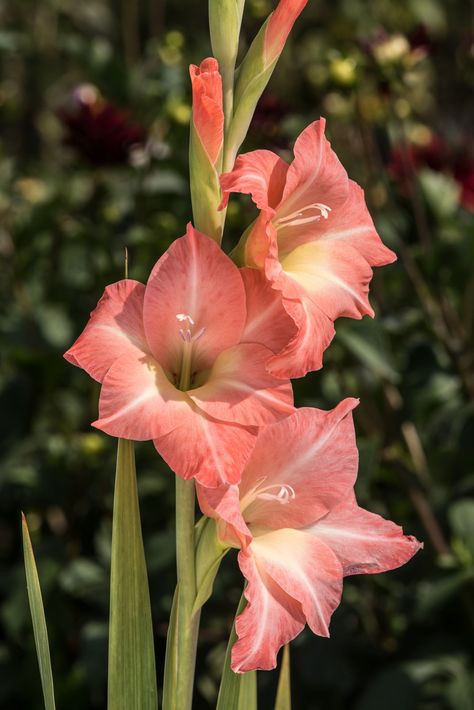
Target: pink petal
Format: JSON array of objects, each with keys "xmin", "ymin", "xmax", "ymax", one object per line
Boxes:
[
  {"xmin": 232, "ymin": 548, "xmax": 305, "ymax": 672},
  {"xmin": 264, "ymin": 0, "xmax": 309, "ymax": 65},
  {"xmin": 154, "ymin": 410, "xmax": 258, "ymax": 487},
  {"xmin": 190, "ymin": 58, "xmax": 224, "ymax": 166},
  {"xmin": 317, "ymin": 181, "xmax": 397, "ymax": 267},
  {"xmin": 240, "ymin": 267, "xmax": 297, "ymax": 354},
  {"xmin": 239, "ymin": 400, "xmax": 359, "ymax": 530},
  {"xmin": 196, "ymin": 483, "xmax": 252, "ymax": 548},
  {"xmin": 143, "ymin": 224, "xmax": 246, "ymax": 374},
  {"xmin": 250, "ymin": 528, "xmax": 343, "ymax": 637},
  {"xmin": 280, "ymin": 239, "xmax": 375, "ymax": 320},
  {"xmin": 267, "ymin": 295, "xmax": 335, "ymax": 378},
  {"xmin": 276, "ymin": 178, "xmax": 396, "ymax": 266},
  {"xmin": 188, "ymin": 343, "xmax": 294, "ymax": 426},
  {"xmin": 309, "ymin": 496, "xmax": 423, "ymax": 576},
  {"xmin": 93, "ymin": 351, "xmax": 191, "ymax": 440},
  {"xmin": 243, "ymin": 210, "xmax": 276, "ymax": 270},
  {"xmin": 64, "ymin": 280, "xmax": 148, "ymax": 383},
  {"xmin": 277, "ymin": 120, "xmax": 348, "ymax": 231},
  {"xmin": 219, "ymin": 150, "xmax": 288, "ymax": 211}
]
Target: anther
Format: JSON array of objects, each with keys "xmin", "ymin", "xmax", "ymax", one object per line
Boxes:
[
  {"xmin": 276, "ymin": 203, "xmax": 331, "ymax": 229},
  {"xmin": 176, "ymin": 313, "xmax": 206, "ymax": 343},
  {"xmin": 257, "ymin": 484, "xmax": 296, "ymax": 505},
  {"xmin": 176, "ymin": 313, "xmax": 195, "ymax": 325}
]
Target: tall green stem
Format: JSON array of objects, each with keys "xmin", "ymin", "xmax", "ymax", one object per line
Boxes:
[
  {"xmin": 174, "ymin": 476, "xmax": 200, "ymax": 710},
  {"xmin": 222, "ymin": 67, "xmax": 234, "ymax": 136},
  {"xmin": 172, "ymin": 347, "xmax": 200, "ymax": 710}
]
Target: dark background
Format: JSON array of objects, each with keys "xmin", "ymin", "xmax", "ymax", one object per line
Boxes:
[{"xmin": 1, "ymin": 0, "xmax": 474, "ymax": 707}]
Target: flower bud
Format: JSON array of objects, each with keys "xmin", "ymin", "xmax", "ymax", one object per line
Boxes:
[
  {"xmin": 263, "ymin": 0, "xmax": 308, "ymax": 66},
  {"xmin": 209, "ymin": 0, "xmax": 245, "ymax": 82},
  {"xmin": 225, "ymin": 0, "xmax": 308, "ymax": 169},
  {"xmin": 189, "ymin": 58, "xmax": 225, "ymax": 242}
]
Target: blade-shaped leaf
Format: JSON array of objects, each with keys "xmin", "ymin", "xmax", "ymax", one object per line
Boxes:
[
  {"xmin": 108, "ymin": 438, "xmax": 158, "ymax": 710},
  {"xmin": 162, "ymin": 586, "xmax": 178, "ymax": 709},
  {"xmin": 239, "ymin": 670, "xmax": 257, "ymax": 707},
  {"xmin": 216, "ymin": 593, "xmax": 257, "ymax": 710},
  {"xmin": 21, "ymin": 512, "xmax": 57, "ymax": 710},
  {"xmin": 193, "ymin": 516, "xmax": 228, "ymax": 616},
  {"xmin": 274, "ymin": 645, "xmax": 291, "ymax": 710}
]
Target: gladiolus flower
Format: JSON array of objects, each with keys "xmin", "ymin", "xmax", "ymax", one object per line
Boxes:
[
  {"xmin": 64, "ymin": 225, "xmax": 295, "ymax": 487},
  {"xmin": 197, "ymin": 400, "xmax": 421, "ymax": 671},
  {"xmin": 220, "ymin": 118, "xmax": 396, "ymax": 378}
]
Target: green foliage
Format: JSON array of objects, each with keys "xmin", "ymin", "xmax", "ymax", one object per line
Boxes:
[
  {"xmin": 274, "ymin": 645, "xmax": 291, "ymax": 710},
  {"xmin": 193, "ymin": 517, "xmax": 229, "ymax": 616},
  {"xmin": 22, "ymin": 514, "xmax": 56, "ymax": 710},
  {"xmin": 107, "ymin": 440, "xmax": 157, "ymax": 710},
  {"xmin": 216, "ymin": 595, "xmax": 257, "ymax": 710}
]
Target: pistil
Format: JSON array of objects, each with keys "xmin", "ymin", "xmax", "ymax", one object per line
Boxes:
[
  {"xmin": 176, "ymin": 313, "xmax": 205, "ymax": 391},
  {"xmin": 179, "ymin": 341, "xmax": 193, "ymax": 391}
]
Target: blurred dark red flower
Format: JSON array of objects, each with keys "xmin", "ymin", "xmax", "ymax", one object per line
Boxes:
[
  {"xmin": 250, "ymin": 93, "xmax": 290, "ymax": 149},
  {"xmin": 408, "ymin": 24, "xmax": 432, "ymax": 54},
  {"xmin": 59, "ymin": 85, "xmax": 145, "ymax": 166},
  {"xmin": 389, "ymin": 133, "xmax": 474, "ymax": 212},
  {"xmin": 389, "ymin": 135, "xmax": 448, "ymax": 180},
  {"xmin": 453, "ymin": 152, "xmax": 474, "ymax": 211}
]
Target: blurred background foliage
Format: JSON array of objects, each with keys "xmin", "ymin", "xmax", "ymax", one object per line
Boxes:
[{"xmin": 1, "ymin": 0, "xmax": 474, "ymax": 707}]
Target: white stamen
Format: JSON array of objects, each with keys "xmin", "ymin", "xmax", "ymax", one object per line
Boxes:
[
  {"xmin": 257, "ymin": 484, "xmax": 296, "ymax": 505},
  {"xmin": 176, "ymin": 313, "xmax": 195, "ymax": 325},
  {"xmin": 176, "ymin": 313, "xmax": 205, "ymax": 343},
  {"xmin": 276, "ymin": 203, "xmax": 331, "ymax": 229},
  {"xmin": 240, "ymin": 476, "xmax": 297, "ymax": 513}
]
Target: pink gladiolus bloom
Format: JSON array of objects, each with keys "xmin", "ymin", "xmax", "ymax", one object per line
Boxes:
[
  {"xmin": 189, "ymin": 58, "xmax": 224, "ymax": 166},
  {"xmin": 220, "ymin": 118, "xmax": 397, "ymax": 378},
  {"xmin": 64, "ymin": 225, "xmax": 295, "ymax": 487},
  {"xmin": 264, "ymin": 0, "xmax": 308, "ymax": 65},
  {"xmin": 197, "ymin": 400, "xmax": 421, "ymax": 671}
]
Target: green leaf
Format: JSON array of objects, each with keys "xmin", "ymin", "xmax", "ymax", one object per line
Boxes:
[
  {"xmin": 338, "ymin": 319, "xmax": 400, "ymax": 384},
  {"xmin": 162, "ymin": 586, "xmax": 178, "ymax": 710},
  {"xmin": 216, "ymin": 593, "xmax": 257, "ymax": 710},
  {"xmin": 193, "ymin": 516, "xmax": 228, "ymax": 616},
  {"xmin": 415, "ymin": 570, "xmax": 474, "ymax": 619},
  {"xmin": 189, "ymin": 124, "xmax": 224, "ymax": 242},
  {"xmin": 21, "ymin": 512, "xmax": 57, "ymax": 710},
  {"xmin": 274, "ymin": 645, "xmax": 291, "ymax": 710},
  {"xmin": 449, "ymin": 499, "xmax": 474, "ymax": 554},
  {"xmin": 418, "ymin": 169, "xmax": 460, "ymax": 218},
  {"xmin": 107, "ymin": 439, "xmax": 158, "ymax": 710},
  {"xmin": 227, "ymin": 46, "xmax": 276, "ymax": 165}
]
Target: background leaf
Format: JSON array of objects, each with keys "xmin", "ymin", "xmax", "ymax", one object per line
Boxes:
[
  {"xmin": 216, "ymin": 594, "xmax": 257, "ymax": 710},
  {"xmin": 274, "ymin": 645, "xmax": 291, "ymax": 710},
  {"xmin": 107, "ymin": 439, "xmax": 157, "ymax": 710},
  {"xmin": 22, "ymin": 513, "xmax": 56, "ymax": 710}
]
